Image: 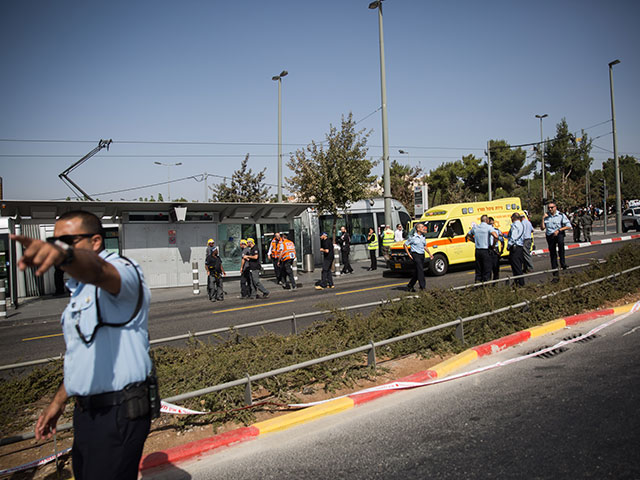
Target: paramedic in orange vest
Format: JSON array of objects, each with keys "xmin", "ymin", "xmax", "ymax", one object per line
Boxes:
[
  {"xmin": 278, "ymin": 232, "xmax": 297, "ymax": 290},
  {"xmin": 268, "ymin": 232, "xmax": 283, "ymax": 285}
]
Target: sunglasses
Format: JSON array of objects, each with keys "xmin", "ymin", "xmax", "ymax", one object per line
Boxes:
[{"xmin": 46, "ymin": 233, "xmax": 98, "ymax": 246}]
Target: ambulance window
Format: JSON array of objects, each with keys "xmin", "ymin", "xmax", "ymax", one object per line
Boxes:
[{"xmin": 445, "ymin": 219, "xmax": 464, "ymax": 237}]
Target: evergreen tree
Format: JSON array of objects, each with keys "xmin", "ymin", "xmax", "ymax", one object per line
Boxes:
[{"xmin": 210, "ymin": 154, "xmax": 270, "ymax": 202}]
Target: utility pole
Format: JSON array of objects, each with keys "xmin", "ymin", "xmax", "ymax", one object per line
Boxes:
[
  {"xmin": 487, "ymin": 140, "xmax": 492, "ymax": 201},
  {"xmin": 608, "ymin": 59, "xmax": 622, "ymax": 233}
]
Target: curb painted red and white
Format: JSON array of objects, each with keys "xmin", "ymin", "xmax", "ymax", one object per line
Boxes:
[
  {"xmin": 137, "ymin": 300, "xmax": 640, "ymax": 474},
  {"xmin": 531, "ymin": 233, "xmax": 640, "ymax": 256}
]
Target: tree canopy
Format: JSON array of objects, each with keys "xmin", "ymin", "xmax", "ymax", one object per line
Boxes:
[
  {"xmin": 286, "ymin": 113, "xmax": 376, "ymax": 238},
  {"xmin": 209, "ymin": 154, "xmax": 269, "ymax": 202}
]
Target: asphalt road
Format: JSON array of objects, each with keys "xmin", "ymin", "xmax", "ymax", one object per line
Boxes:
[
  {"xmin": 0, "ymin": 236, "xmax": 636, "ymax": 367},
  {"xmin": 156, "ymin": 309, "xmax": 640, "ymax": 480}
]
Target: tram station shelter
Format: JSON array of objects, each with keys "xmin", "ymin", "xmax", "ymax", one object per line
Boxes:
[{"xmin": 0, "ymin": 200, "xmax": 313, "ymax": 304}]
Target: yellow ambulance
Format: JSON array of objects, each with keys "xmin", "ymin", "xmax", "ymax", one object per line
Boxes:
[{"xmin": 388, "ymin": 197, "xmax": 526, "ymax": 276}]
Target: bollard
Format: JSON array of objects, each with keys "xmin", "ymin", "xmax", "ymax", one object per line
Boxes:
[
  {"xmin": 367, "ymin": 340, "xmax": 376, "ymax": 368},
  {"xmin": 192, "ymin": 262, "xmax": 200, "ymax": 295},
  {"xmin": 333, "ymin": 244, "xmax": 341, "ymax": 276},
  {"xmin": 0, "ymin": 279, "xmax": 6, "ymax": 319},
  {"xmin": 293, "ymin": 260, "xmax": 298, "ymax": 282}
]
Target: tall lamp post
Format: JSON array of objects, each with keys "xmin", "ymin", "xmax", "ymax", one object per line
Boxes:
[
  {"xmin": 608, "ymin": 59, "xmax": 622, "ymax": 233},
  {"xmin": 154, "ymin": 161, "xmax": 182, "ymax": 201},
  {"xmin": 272, "ymin": 70, "xmax": 288, "ymax": 203},
  {"xmin": 535, "ymin": 114, "xmax": 548, "ymax": 210},
  {"xmin": 369, "ymin": 0, "xmax": 392, "ymax": 228}
]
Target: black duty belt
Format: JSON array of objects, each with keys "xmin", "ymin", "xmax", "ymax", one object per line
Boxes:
[{"xmin": 75, "ymin": 380, "xmax": 147, "ymax": 411}]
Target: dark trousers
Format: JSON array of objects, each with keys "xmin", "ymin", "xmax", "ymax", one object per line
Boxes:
[
  {"xmin": 240, "ymin": 269, "xmax": 251, "ymax": 297},
  {"xmin": 474, "ymin": 249, "xmax": 493, "ymax": 283},
  {"xmin": 408, "ymin": 254, "xmax": 426, "ymax": 290},
  {"xmin": 272, "ymin": 259, "xmax": 282, "ymax": 283},
  {"xmin": 490, "ymin": 250, "xmax": 501, "ymax": 280},
  {"xmin": 522, "ymin": 238, "xmax": 534, "ymax": 273},
  {"xmin": 72, "ymin": 403, "xmax": 150, "ymax": 480},
  {"xmin": 546, "ymin": 233, "xmax": 567, "ymax": 271},
  {"xmin": 369, "ymin": 249, "xmax": 377, "ymax": 270},
  {"xmin": 281, "ymin": 259, "xmax": 296, "ymax": 288},
  {"xmin": 573, "ymin": 225, "xmax": 581, "ymax": 242},
  {"xmin": 509, "ymin": 245, "xmax": 525, "ymax": 286},
  {"xmin": 207, "ymin": 274, "xmax": 223, "ymax": 301},
  {"xmin": 321, "ymin": 256, "xmax": 333, "ymax": 287},
  {"xmin": 341, "ymin": 249, "xmax": 353, "ymax": 273},
  {"xmin": 249, "ymin": 270, "xmax": 269, "ymax": 298}
]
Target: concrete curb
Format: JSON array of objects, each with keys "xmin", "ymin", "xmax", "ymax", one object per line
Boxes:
[
  {"xmin": 531, "ymin": 233, "xmax": 640, "ymax": 256},
  {"xmin": 139, "ymin": 300, "xmax": 640, "ymax": 473}
]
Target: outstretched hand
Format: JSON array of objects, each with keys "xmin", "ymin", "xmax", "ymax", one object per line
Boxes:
[{"xmin": 10, "ymin": 235, "xmax": 64, "ymax": 276}]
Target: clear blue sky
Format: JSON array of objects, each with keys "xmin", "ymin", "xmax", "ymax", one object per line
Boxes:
[{"xmin": 1, "ymin": 0, "xmax": 638, "ymax": 202}]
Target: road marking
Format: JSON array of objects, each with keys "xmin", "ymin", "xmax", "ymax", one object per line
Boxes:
[
  {"xmin": 22, "ymin": 333, "xmax": 64, "ymax": 342},
  {"xmin": 212, "ymin": 300, "xmax": 294, "ymax": 314},
  {"xmin": 336, "ymin": 283, "xmax": 407, "ymax": 295},
  {"xmin": 565, "ymin": 250, "xmax": 597, "ymax": 258}
]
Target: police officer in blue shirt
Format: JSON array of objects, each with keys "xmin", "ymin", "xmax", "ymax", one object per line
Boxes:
[
  {"xmin": 12, "ymin": 211, "xmax": 155, "ymax": 480},
  {"xmin": 404, "ymin": 223, "xmax": 434, "ymax": 292},
  {"xmin": 507, "ymin": 212, "xmax": 526, "ymax": 286},
  {"xmin": 488, "ymin": 217, "xmax": 505, "ymax": 281},
  {"xmin": 465, "ymin": 214, "xmax": 499, "ymax": 283},
  {"xmin": 542, "ymin": 202, "xmax": 571, "ymax": 275}
]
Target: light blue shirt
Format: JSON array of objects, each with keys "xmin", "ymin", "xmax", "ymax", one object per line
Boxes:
[
  {"xmin": 522, "ymin": 218, "xmax": 534, "ymax": 240},
  {"xmin": 406, "ymin": 232, "xmax": 427, "ymax": 255},
  {"xmin": 491, "ymin": 226, "xmax": 505, "ymax": 249},
  {"xmin": 544, "ymin": 211, "xmax": 571, "ymax": 236},
  {"xmin": 508, "ymin": 220, "xmax": 525, "ymax": 247},
  {"xmin": 62, "ymin": 251, "xmax": 152, "ymax": 396},
  {"xmin": 468, "ymin": 222, "xmax": 493, "ymax": 249}
]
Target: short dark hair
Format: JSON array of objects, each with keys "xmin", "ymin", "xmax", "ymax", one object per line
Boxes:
[{"xmin": 57, "ymin": 210, "xmax": 105, "ymax": 244}]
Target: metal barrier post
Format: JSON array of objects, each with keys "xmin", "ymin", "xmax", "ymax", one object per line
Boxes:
[
  {"xmin": 291, "ymin": 313, "xmax": 298, "ymax": 335},
  {"xmin": 192, "ymin": 262, "xmax": 200, "ymax": 295},
  {"xmin": 367, "ymin": 340, "xmax": 376, "ymax": 368},
  {"xmin": 0, "ymin": 279, "xmax": 6, "ymax": 319},
  {"xmin": 455, "ymin": 316, "xmax": 465, "ymax": 343},
  {"xmin": 333, "ymin": 244, "xmax": 341, "ymax": 276},
  {"xmin": 244, "ymin": 373, "xmax": 253, "ymax": 406}
]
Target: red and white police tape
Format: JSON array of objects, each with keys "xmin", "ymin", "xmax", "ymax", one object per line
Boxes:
[{"xmin": 531, "ymin": 233, "xmax": 640, "ymax": 256}]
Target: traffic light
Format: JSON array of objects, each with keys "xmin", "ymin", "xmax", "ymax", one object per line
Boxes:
[{"xmin": 599, "ymin": 183, "xmax": 606, "ymax": 198}]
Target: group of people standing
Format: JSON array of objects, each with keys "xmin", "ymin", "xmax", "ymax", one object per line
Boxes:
[
  {"xmin": 569, "ymin": 207, "xmax": 594, "ymax": 242},
  {"xmin": 267, "ymin": 232, "xmax": 297, "ymax": 291},
  {"xmin": 466, "ymin": 212, "xmax": 535, "ymax": 287}
]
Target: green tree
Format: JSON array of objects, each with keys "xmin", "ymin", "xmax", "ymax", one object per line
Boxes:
[
  {"xmin": 386, "ymin": 160, "xmax": 423, "ymax": 213},
  {"xmin": 598, "ymin": 155, "xmax": 640, "ymax": 203},
  {"xmin": 544, "ymin": 119, "xmax": 594, "ymax": 191},
  {"xmin": 286, "ymin": 113, "xmax": 375, "ymax": 240},
  {"xmin": 210, "ymin": 154, "xmax": 269, "ymax": 202},
  {"xmin": 488, "ymin": 140, "xmax": 534, "ymax": 194},
  {"xmin": 157, "ymin": 193, "xmax": 164, "ymax": 202}
]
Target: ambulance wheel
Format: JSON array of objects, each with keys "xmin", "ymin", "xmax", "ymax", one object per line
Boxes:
[{"xmin": 430, "ymin": 253, "xmax": 448, "ymax": 276}]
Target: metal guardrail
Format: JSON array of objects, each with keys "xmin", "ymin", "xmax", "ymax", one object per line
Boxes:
[
  {"xmin": 2, "ymin": 263, "xmax": 639, "ymax": 447},
  {"xmin": 0, "ymin": 260, "xmax": 602, "ymax": 372}
]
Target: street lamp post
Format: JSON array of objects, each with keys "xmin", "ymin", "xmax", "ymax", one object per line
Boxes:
[
  {"xmin": 154, "ymin": 161, "xmax": 182, "ymax": 201},
  {"xmin": 369, "ymin": 0, "xmax": 392, "ymax": 228},
  {"xmin": 535, "ymin": 114, "xmax": 548, "ymax": 211},
  {"xmin": 272, "ymin": 70, "xmax": 288, "ymax": 203},
  {"xmin": 608, "ymin": 59, "xmax": 622, "ymax": 233}
]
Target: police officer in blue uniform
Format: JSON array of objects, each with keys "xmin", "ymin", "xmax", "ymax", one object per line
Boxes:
[
  {"xmin": 465, "ymin": 214, "xmax": 499, "ymax": 283},
  {"xmin": 404, "ymin": 223, "xmax": 434, "ymax": 292},
  {"xmin": 12, "ymin": 211, "xmax": 155, "ymax": 480},
  {"xmin": 542, "ymin": 202, "xmax": 571, "ymax": 275}
]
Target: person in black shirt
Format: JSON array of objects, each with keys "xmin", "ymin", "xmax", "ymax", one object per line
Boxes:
[
  {"xmin": 316, "ymin": 232, "xmax": 334, "ymax": 289},
  {"xmin": 205, "ymin": 248, "xmax": 225, "ymax": 301},
  {"xmin": 337, "ymin": 226, "xmax": 353, "ymax": 274},
  {"xmin": 244, "ymin": 238, "xmax": 269, "ymax": 299}
]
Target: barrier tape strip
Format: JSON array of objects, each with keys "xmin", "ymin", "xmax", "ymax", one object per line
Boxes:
[
  {"xmin": 0, "ymin": 447, "xmax": 71, "ymax": 477},
  {"xmin": 289, "ymin": 303, "xmax": 640, "ymax": 408},
  {"xmin": 531, "ymin": 233, "xmax": 640, "ymax": 256}
]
